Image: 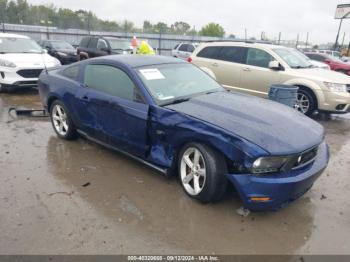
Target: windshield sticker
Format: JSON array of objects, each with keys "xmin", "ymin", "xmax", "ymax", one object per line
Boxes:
[{"xmin": 139, "ymin": 68, "xmax": 165, "ymax": 80}]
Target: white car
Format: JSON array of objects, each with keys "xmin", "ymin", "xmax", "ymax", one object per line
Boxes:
[
  {"xmin": 172, "ymin": 43, "xmax": 199, "ymax": 60},
  {"xmin": 0, "ymin": 33, "xmax": 61, "ymax": 92}
]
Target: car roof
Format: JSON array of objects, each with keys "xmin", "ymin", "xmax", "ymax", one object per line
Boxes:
[
  {"xmin": 0, "ymin": 33, "xmax": 30, "ymax": 39},
  {"xmin": 199, "ymin": 41, "xmax": 286, "ymax": 50},
  {"xmin": 96, "ymin": 55, "xmax": 186, "ymax": 68}
]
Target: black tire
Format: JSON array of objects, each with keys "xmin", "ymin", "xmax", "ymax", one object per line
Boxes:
[
  {"xmin": 297, "ymin": 87, "xmax": 317, "ymax": 116},
  {"xmin": 50, "ymin": 100, "xmax": 78, "ymax": 140},
  {"xmin": 178, "ymin": 143, "xmax": 227, "ymax": 203},
  {"xmin": 0, "ymin": 84, "xmax": 8, "ymax": 93}
]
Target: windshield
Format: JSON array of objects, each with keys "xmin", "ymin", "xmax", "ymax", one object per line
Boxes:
[
  {"xmin": 273, "ymin": 48, "xmax": 313, "ymax": 69},
  {"xmin": 107, "ymin": 39, "xmax": 131, "ymax": 50},
  {"xmin": 333, "ymin": 51, "xmax": 341, "ymax": 58},
  {"xmin": 50, "ymin": 41, "xmax": 74, "ymax": 50},
  {"xmin": 0, "ymin": 37, "xmax": 42, "ymax": 53},
  {"xmin": 137, "ymin": 63, "xmax": 223, "ymax": 105}
]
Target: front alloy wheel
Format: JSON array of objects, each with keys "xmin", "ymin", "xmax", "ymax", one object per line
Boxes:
[
  {"xmin": 296, "ymin": 92, "xmax": 310, "ymax": 114},
  {"xmin": 178, "ymin": 143, "xmax": 227, "ymax": 203},
  {"xmin": 295, "ymin": 88, "xmax": 316, "ymax": 116},
  {"xmin": 180, "ymin": 147, "xmax": 207, "ymax": 196}
]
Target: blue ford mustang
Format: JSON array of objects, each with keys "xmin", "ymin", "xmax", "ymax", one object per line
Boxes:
[{"xmin": 38, "ymin": 55, "xmax": 329, "ymax": 211}]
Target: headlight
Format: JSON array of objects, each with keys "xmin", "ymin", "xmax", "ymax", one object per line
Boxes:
[
  {"xmin": 324, "ymin": 82, "xmax": 347, "ymax": 92},
  {"xmin": 251, "ymin": 156, "xmax": 289, "ymax": 174},
  {"xmin": 56, "ymin": 52, "xmax": 68, "ymax": 57},
  {"xmin": 0, "ymin": 59, "xmax": 16, "ymax": 68}
]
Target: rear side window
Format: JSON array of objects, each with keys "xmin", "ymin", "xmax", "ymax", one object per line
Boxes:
[
  {"xmin": 218, "ymin": 46, "xmax": 247, "ymax": 64},
  {"xmin": 97, "ymin": 39, "xmax": 108, "ymax": 50},
  {"xmin": 62, "ymin": 65, "xmax": 79, "ymax": 81},
  {"xmin": 197, "ymin": 46, "xmax": 221, "ymax": 59},
  {"xmin": 307, "ymin": 54, "xmax": 325, "ymax": 62},
  {"xmin": 179, "ymin": 44, "xmax": 189, "ymax": 51},
  {"xmin": 87, "ymin": 38, "xmax": 98, "ymax": 48},
  {"xmin": 187, "ymin": 44, "xmax": 195, "ymax": 52},
  {"xmin": 79, "ymin": 37, "xmax": 90, "ymax": 47},
  {"xmin": 246, "ymin": 48, "xmax": 274, "ymax": 68},
  {"xmin": 84, "ymin": 64, "xmax": 141, "ymax": 102}
]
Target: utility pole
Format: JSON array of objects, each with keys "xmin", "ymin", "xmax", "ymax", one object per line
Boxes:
[
  {"xmin": 40, "ymin": 20, "xmax": 52, "ymax": 40},
  {"xmin": 341, "ymin": 32, "xmax": 346, "ymax": 48},
  {"xmin": 334, "ymin": 18, "xmax": 343, "ymax": 50},
  {"xmin": 0, "ymin": 6, "xmax": 5, "ymax": 33},
  {"xmin": 305, "ymin": 32, "xmax": 309, "ymax": 49},
  {"xmin": 244, "ymin": 28, "xmax": 247, "ymax": 41},
  {"xmin": 295, "ymin": 33, "xmax": 299, "ymax": 48},
  {"xmin": 278, "ymin": 32, "xmax": 281, "ymax": 45}
]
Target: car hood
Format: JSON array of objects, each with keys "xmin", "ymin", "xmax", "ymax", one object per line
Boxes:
[
  {"xmin": 165, "ymin": 91, "xmax": 324, "ymax": 155},
  {"xmin": 0, "ymin": 53, "xmax": 59, "ymax": 67},
  {"xmin": 55, "ymin": 49, "xmax": 76, "ymax": 55},
  {"xmin": 288, "ymin": 67, "xmax": 350, "ymax": 83}
]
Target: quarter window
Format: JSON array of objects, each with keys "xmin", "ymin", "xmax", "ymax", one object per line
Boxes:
[
  {"xmin": 246, "ymin": 48, "xmax": 274, "ymax": 68},
  {"xmin": 62, "ymin": 65, "xmax": 79, "ymax": 80},
  {"xmin": 97, "ymin": 39, "xmax": 108, "ymax": 50},
  {"xmin": 84, "ymin": 64, "xmax": 142, "ymax": 102},
  {"xmin": 197, "ymin": 46, "xmax": 221, "ymax": 59}
]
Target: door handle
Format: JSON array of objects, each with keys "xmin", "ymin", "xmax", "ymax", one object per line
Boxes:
[
  {"xmin": 212, "ymin": 63, "xmax": 219, "ymax": 67},
  {"xmin": 243, "ymin": 67, "xmax": 251, "ymax": 72}
]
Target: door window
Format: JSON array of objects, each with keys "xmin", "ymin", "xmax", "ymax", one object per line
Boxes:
[
  {"xmin": 218, "ymin": 46, "xmax": 247, "ymax": 64},
  {"xmin": 246, "ymin": 48, "xmax": 274, "ymax": 68},
  {"xmin": 84, "ymin": 64, "xmax": 144, "ymax": 102}
]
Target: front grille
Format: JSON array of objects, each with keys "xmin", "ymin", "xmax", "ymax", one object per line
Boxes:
[
  {"xmin": 17, "ymin": 69, "xmax": 43, "ymax": 78},
  {"xmin": 14, "ymin": 81, "xmax": 38, "ymax": 87},
  {"xmin": 291, "ymin": 146, "xmax": 318, "ymax": 170}
]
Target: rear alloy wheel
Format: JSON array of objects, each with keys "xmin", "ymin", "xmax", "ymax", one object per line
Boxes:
[
  {"xmin": 178, "ymin": 143, "xmax": 227, "ymax": 203},
  {"xmin": 296, "ymin": 88, "xmax": 316, "ymax": 116},
  {"xmin": 50, "ymin": 100, "xmax": 77, "ymax": 140}
]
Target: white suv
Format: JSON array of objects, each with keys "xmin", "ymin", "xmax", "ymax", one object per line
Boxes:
[
  {"xmin": 172, "ymin": 43, "xmax": 199, "ymax": 60},
  {"xmin": 190, "ymin": 41, "xmax": 350, "ymax": 115},
  {"xmin": 0, "ymin": 33, "xmax": 61, "ymax": 92}
]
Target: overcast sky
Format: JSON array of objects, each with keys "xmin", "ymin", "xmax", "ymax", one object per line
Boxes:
[{"xmin": 28, "ymin": 0, "xmax": 350, "ymax": 44}]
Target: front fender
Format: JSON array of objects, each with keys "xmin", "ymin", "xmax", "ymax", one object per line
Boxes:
[{"xmin": 147, "ymin": 106, "xmax": 268, "ymax": 170}]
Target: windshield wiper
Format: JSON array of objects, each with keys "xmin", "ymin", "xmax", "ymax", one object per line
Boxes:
[{"xmin": 161, "ymin": 97, "xmax": 191, "ymax": 106}]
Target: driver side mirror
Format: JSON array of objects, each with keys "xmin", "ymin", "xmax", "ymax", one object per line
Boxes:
[
  {"xmin": 269, "ymin": 60, "xmax": 282, "ymax": 70},
  {"xmin": 324, "ymin": 59, "xmax": 331, "ymax": 64},
  {"xmin": 42, "ymin": 49, "xmax": 48, "ymax": 54}
]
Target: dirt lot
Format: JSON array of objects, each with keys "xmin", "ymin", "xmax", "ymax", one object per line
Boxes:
[{"xmin": 0, "ymin": 91, "xmax": 349, "ymax": 255}]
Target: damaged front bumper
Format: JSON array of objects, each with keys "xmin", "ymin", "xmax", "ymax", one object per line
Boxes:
[{"xmin": 226, "ymin": 141, "xmax": 329, "ymax": 211}]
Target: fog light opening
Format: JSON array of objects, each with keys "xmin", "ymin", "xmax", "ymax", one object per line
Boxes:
[
  {"xmin": 250, "ymin": 197, "xmax": 271, "ymax": 202},
  {"xmin": 336, "ymin": 104, "xmax": 346, "ymax": 111}
]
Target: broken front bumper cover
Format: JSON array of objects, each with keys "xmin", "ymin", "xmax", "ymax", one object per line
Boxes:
[{"xmin": 226, "ymin": 141, "xmax": 329, "ymax": 211}]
